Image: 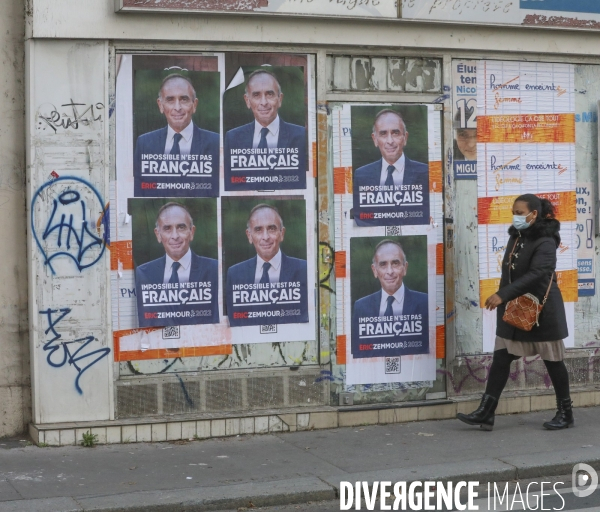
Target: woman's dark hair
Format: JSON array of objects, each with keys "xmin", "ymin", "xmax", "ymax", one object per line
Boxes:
[{"xmin": 515, "ymin": 193, "xmax": 555, "ymax": 220}]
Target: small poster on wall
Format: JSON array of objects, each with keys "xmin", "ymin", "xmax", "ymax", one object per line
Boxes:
[
  {"xmin": 131, "ymin": 57, "xmax": 221, "ymax": 197},
  {"xmin": 351, "ymin": 105, "xmax": 430, "ymax": 227},
  {"xmin": 350, "ymin": 236, "xmax": 429, "ymax": 358}
]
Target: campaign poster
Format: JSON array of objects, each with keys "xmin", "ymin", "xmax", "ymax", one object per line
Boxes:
[
  {"xmin": 477, "ymin": 60, "xmax": 577, "ymax": 351},
  {"xmin": 223, "ymin": 58, "xmax": 308, "ymax": 192},
  {"xmin": 577, "ymin": 182, "xmax": 596, "ymax": 296},
  {"xmin": 351, "ymin": 105, "xmax": 430, "ymax": 227},
  {"xmin": 222, "ymin": 197, "xmax": 309, "ymax": 327},
  {"xmin": 452, "ymin": 61, "xmax": 478, "ymax": 180},
  {"xmin": 350, "ymin": 235, "xmax": 429, "ymax": 358},
  {"xmin": 132, "ymin": 55, "xmax": 221, "ymax": 198},
  {"xmin": 131, "ymin": 198, "xmax": 219, "ymax": 327}
]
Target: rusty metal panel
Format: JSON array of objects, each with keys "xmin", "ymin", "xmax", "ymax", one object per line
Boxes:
[
  {"xmin": 350, "ymin": 57, "xmax": 371, "ymax": 91},
  {"xmin": 331, "ymin": 55, "xmax": 442, "ymax": 94},
  {"xmin": 388, "ymin": 58, "xmax": 406, "ymax": 92},
  {"xmin": 422, "ymin": 58, "xmax": 442, "ymax": 93},
  {"xmin": 370, "ymin": 57, "xmax": 388, "ymax": 91},
  {"xmin": 326, "ymin": 56, "xmax": 335, "ymax": 92},
  {"xmin": 405, "ymin": 58, "xmax": 424, "ymax": 92},
  {"xmin": 333, "ymin": 56, "xmax": 351, "ymax": 91}
]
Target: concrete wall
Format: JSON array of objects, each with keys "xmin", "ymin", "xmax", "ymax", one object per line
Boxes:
[
  {"xmin": 25, "ymin": 0, "xmax": 600, "ymax": 57},
  {"xmin": 0, "ymin": 0, "xmax": 29, "ymax": 437},
  {"xmin": 27, "ymin": 40, "xmax": 111, "ymax": 425}
]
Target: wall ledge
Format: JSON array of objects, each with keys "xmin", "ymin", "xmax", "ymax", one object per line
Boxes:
[{"xmin": 29, "ymin": 387, "xmax": 599, "ymax": 446}]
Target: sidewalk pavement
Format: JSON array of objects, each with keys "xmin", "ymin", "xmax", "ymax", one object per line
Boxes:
[{"xmin": 1, "ymin": 405, "xmax": 599, "ymax": 512}]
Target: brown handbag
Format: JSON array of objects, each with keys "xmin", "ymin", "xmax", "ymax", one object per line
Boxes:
[{"xmin": 501, "ymin": 238, "xmax": 554, "ymax": 332}]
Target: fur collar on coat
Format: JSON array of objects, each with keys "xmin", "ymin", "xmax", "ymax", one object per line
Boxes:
[{"xmin": 508, "ymin": 218, "xmax": 560, "ymax": 248}]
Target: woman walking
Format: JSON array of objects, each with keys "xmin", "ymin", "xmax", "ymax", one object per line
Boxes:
[{"xmin": 457, "ymin": 194, "xmax": 573, "ymax": 431}]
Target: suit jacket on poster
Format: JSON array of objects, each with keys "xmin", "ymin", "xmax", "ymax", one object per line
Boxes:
[
  {"xmin": 224, "ymin": 119, "xmax": 306, "ymax": 154},
  {"xmin": 133, "ymin": 123, "xmax": 220, "ymax": 196},
  {"xmin": 351, "ymin": 286, "xmax": 429, "ymax": 356},
  {"xmin": 352, "ymin": 287, "xmax": 429, "ymax": 324},
  {"xmin": 352, "ymin": 157, "xmax": 429, "ymax": 226},
  {"xmin": 225, "ymin": 252, "xmax": 308, "ymax": 323},
  {"xmin": 135, "ymin": 124, "xmax": 219, "ymax": 162},
  {"xmin": 353, "ymin": 157, "xmax": 429, "ymax": 189},
  {"xmin": 135, "ymin": 251, "xmax": 219, "ymax": 326}
]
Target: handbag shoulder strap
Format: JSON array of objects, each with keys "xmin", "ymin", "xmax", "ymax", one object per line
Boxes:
[
  {"xmin": 542, "ymin": 272, "xmax": 555, "ymax": 305},
  {"xmin": 507, "ymin": 236, "xmax": 520, "ymax": 284}
]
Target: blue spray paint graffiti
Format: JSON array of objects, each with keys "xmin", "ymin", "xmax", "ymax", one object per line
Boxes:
[
  {"xmin": 315, "ymin": 370, "xmax": 338, "ymax": 383},
  {"xmin": 176, "ymin": 374, "xmax": 194, "ymax": 407},
  {"xmin": 31, "ymin": 176, "xmax": 108, "ymax": 274},
  {"xmin": 39, "ymin": 308, "xmax": 111, "ymax": 395}
]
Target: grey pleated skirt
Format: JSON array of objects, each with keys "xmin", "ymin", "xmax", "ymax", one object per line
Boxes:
[{"xmin": 494, "ymin": 335, "xmax": 565, "ymax": 361}]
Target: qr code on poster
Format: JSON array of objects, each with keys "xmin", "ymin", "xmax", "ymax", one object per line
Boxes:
[
  {"xmin": 385, "ymin": 226, "xmax": 402, "ymax": 237},
  {"xmin": 385, "ymin": 357, "xmax": 401, "ymax": 374},
  {"xmin": 260, "ymin": 324, "xmax": 277, "ymax": 334},
  {"xmin": 162, "ymin": 326, "xmax": 180, "ymax": 339}
]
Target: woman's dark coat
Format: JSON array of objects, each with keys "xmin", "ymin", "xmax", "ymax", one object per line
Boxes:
[{"xmin": 495, "ymin": 218, "xmax": 568, "ymax": 342}]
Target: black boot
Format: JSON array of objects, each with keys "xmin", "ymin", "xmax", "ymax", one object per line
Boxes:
[
  {"xmin": 543, "ymin": 398, "xmax": 574, "ymax": 430},
  {"xmin": 457, "ymin": 394, "xmax": 498, "ymax": 431}
]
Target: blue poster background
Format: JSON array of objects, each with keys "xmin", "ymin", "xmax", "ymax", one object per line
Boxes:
[{"xmin": 521, "ymin": 0, "xmax": 600, "ymax": 14}]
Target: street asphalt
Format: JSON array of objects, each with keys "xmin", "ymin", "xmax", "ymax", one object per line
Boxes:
[{"xmin": 1, "ymin": 405, "xmax": 600, "ymax": 511}]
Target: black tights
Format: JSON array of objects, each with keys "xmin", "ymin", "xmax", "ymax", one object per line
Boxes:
[{"xmin": 484, "ymin": 349, "xmax": 570, "ymax": 400}]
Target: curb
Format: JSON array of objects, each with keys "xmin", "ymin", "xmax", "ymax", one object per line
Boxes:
[
  {"xmin": 3, "ymin": 449, "xmax": 600, "ymax": 511},
  {"xmin": 0, "ymin": 477, "xmax": 336, "ymax": 512}
]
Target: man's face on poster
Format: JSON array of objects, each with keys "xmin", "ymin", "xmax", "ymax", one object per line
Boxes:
[
  {"xmin": 157, "ymin": 77, "xmax": 198, "ymax": 133},
  {"xmin": 372, "ymin": 113, "xmax": 409, "ymax": 165},
  {"xmin": 154, "ymin": 206, "xmax": 196, "ymax": 261},
  {"xmin": 246, "ymin": 207, "xmax": 286, "ymax": 262},
  {"xmin": 244, "ymin": 73, "xmax": 283, "ymax": 128},
  {"xmin": 371, "ymin": 243, "xmax": 407, "ymax": 296},
  {"xmin": 455, "ymin": 128, "xmax": 477, "ymax": 160}
]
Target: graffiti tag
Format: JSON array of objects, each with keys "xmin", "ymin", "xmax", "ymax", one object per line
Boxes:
[
  {"xmin": 39, "ymin": 308, "xmax": 111, "ymax": 395},
  {"xmin": 31, "ymin": 176, "xmax": 108, "ymax": 275},
  {"xmin": 37, "ymin": 101, "xmax": 104, "ymax": 133}
]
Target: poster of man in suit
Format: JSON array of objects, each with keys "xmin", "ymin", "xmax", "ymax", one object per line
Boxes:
[
  {"xmin": 222, "ymin": 198, "xmax": 309, "ymax": 327},
  {"xmin": 132, "ymin": 60, "xmax": 220, "ymax": 198},
  {"xmin": 350, "ymin": 236, "xmax": 429, "ymax": 359},
  {"xmin": 223, "ymin": 65, "xmax": 308, "ymax": 191},
  {"xmin": 131, "ymin": 199, "xmax": 219, "ymax": 328},
  {"xmin": 351, "ymin": 105, "xmax": 430, "ymax": 227}
]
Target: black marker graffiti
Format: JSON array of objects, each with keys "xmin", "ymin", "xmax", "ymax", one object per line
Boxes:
[{"xmin": 38, "ymin": 101, "xmax": 104, "ymax": 133}]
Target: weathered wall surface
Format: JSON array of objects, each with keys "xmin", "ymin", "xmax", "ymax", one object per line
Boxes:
[
  {"xmin": 17, "ymin": 0, "xmax": 600, "ymax": 429},
  {"xmin": 0, "ymin": 0, "xmax": 29, "ymax": 437},
  {"xmin": 26, "ymin": 0, "xmax": 600, "ymax": 57},
  {"xmin": 27, "ymin": 40, "xmax": 112, "ymax": 425}
]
